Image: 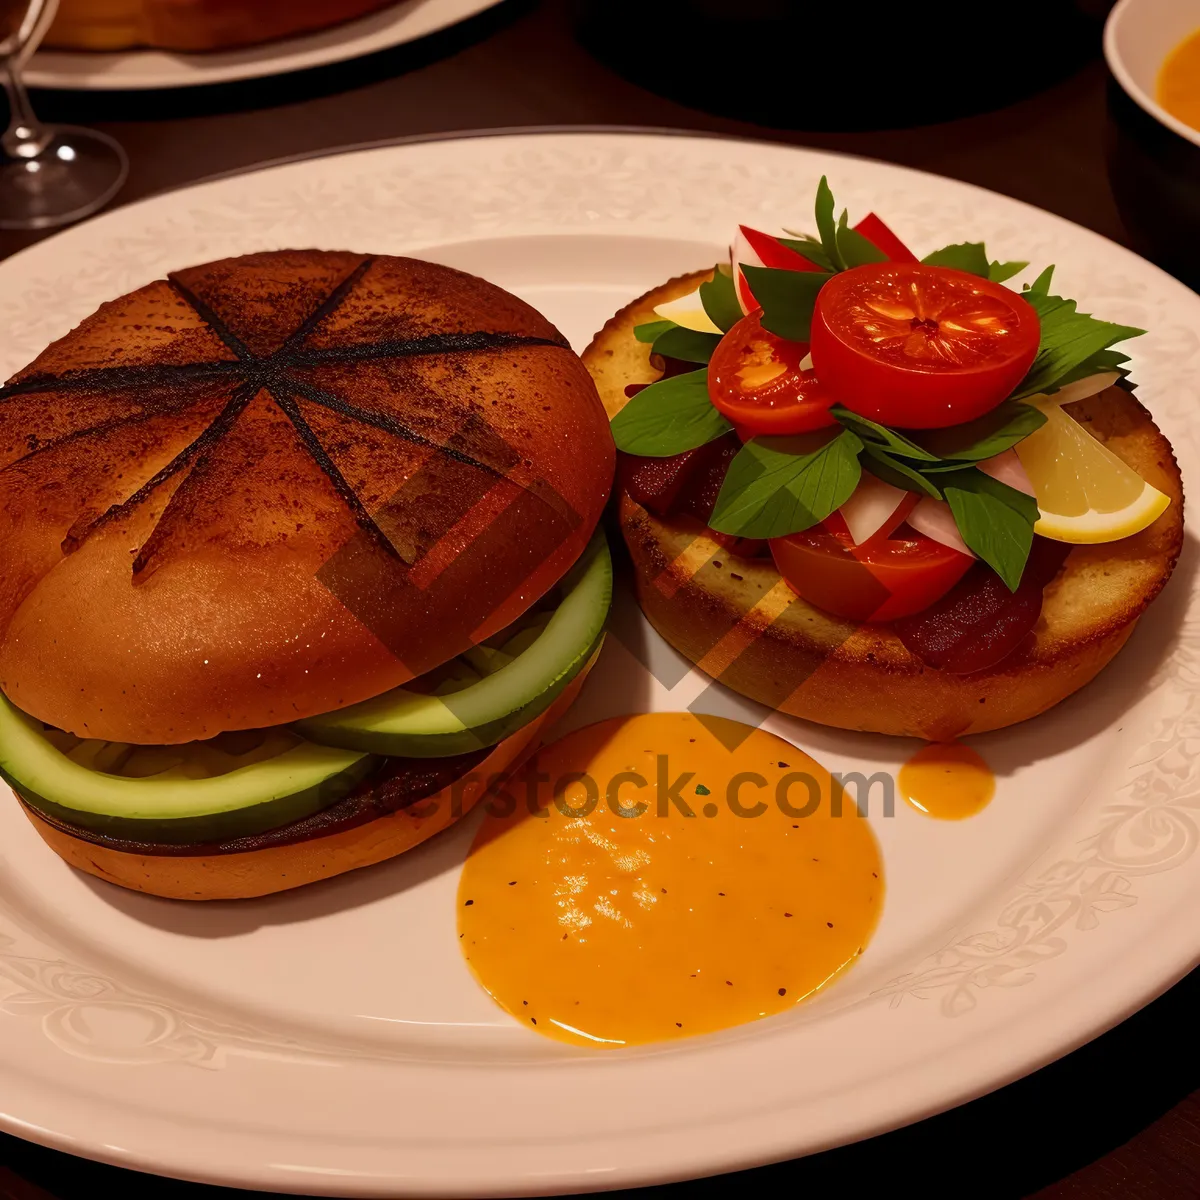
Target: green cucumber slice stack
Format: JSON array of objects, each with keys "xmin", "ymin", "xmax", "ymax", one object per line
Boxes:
[
  {"xmin": 1, "ymin": 530, "xmax": 612, "ymax": 845},
  {"xmin": 297, "ymin": 529, "xmax": 612, "ymax": 757}
]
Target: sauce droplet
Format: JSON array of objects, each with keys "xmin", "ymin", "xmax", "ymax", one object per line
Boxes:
[
  {"xmin": 899, "ymin": 742, "xmax": 994, "ymax": 820},
  {"xmin": 457, "ymin": 713, "xmax": 884, "ymax": 1048}
]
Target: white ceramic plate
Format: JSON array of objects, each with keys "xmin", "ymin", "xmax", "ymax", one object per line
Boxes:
[
  {"xmin": 24, "ymin": 0, "xmax": 500, "ymax": 91},
  {"xmin": 0, "ymin": 132, "xmax": 1197, "ymax": 1197}
]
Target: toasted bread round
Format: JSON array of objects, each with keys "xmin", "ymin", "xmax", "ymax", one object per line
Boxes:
[
  {"xmin": 0, "ymin": 251, "xmax": 612, "ymax": 744},
  {"xmin": 584, "ymin": 271, "xmax": 1184, "ymax": 739},
  {"xmin": 22, "ymin": 650, "xmax": 596, "ymax": 901}
]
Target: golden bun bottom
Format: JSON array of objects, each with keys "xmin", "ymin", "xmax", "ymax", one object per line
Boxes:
[
  {"xmin": 584, "ymin": 271, "xmax": 1185, "ymax": 740},
  {"xmin": 45, "ymin": 0, "xmax": 397, "ymax": 52},
  {"xmin": 22, "ymin": 654, "xmax": 596, "ymax": 901}
]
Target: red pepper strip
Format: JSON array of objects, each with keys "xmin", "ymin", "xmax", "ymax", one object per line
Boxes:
[
  {"xmin": 852, "ymin": 213, "xmax": 919, "ymax": 263},
  {"xmin": 738, "ymin": 225, "xmax": 824, "ymax": 272},
  {"xmin": 891, "ymin": 538, "xmax": 1071, "ymax": 674}
]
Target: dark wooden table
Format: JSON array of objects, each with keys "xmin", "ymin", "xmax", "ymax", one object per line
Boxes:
[{"xmin": 0, "ymin": 1, "xmax": 1196, "ymax": 1196}]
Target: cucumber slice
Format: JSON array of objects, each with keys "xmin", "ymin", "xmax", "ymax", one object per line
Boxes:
[
  {"xmin": 0, "ymin": 699, "xmax": 379, "ymax": 845},
  {"xmin": 298, "ymin": 529, "xmax": 612, "ymax": 757}
]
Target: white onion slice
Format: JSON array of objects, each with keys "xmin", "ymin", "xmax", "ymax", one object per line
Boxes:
[
  {"xmin": 907, "ymin": 497, "xmax": 974, "ymax": 558},
  {"xmin": 1027, "ymin": 371, "xmax": 1120, "ymax": 408},
  {"xmin": 799, "ymin": 352, "xmax": 813, "ymax": 371},
  {"xmin": 838, "ymin": 475, "xmax": 908, "ymax": 546},
  {"xmin": 978, "ymin": 449, "xmax": 1036, "ymax": 496},
  {"xmin": 730, "ymin": 228, "xmax": 766, "ymax": 316},
  {"xmin": 653, "ymin": 288, "xmax": 723, "ymax": 335}
]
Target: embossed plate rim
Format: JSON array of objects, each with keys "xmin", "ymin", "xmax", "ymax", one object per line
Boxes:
[{"xmin": 0, "ymin": 131, "xmax": 1196, "ymax": 1196}]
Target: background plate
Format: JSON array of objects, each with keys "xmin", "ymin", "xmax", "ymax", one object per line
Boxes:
[
  {"xmin": 25, "ymin": 0, "xmax": 501, "ymax": 91},
  {"xmin": 0, "ymin": 132, "xmax": 1197, "ymax": 1197}
]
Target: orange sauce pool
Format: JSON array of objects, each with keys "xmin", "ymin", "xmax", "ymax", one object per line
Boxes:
[
  {"xmin": 457, "ymin": 713, "xmax": 884, "ymax": 1049},
  {"xmin": 1158, "ymin": 28, "xmax": 1200, "ymax": 133},
  {"xmin": 899, "ymin": 743, "xmax": 994, "ymax": 820}
]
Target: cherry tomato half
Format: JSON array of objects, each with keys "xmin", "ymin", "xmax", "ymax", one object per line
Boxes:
[
  {"xmin": 809, "ymin": 263, "xmax": 1040, "ymax": 429},
  {"xmin": 770, "ymin": 517, "xmax": 974, "ymax": 623},
  {"xmin": 708, "ymin": 311, "xmax": 836, "ymax": 437}
]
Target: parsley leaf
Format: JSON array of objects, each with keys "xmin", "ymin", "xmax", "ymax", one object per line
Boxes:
[
  {"xmin": 1051, "ymin": 348, "xmax": 1132, "ymax": 391},
  {"xmin": 861, "ymin": 444, "xmax": 943, "ymax": 499},
  {"xmin": 916, "ymin": 401, "xmax": 1047, "ymax": 462},
  {"xmin": 829, "ymin": 405, "xmax": 940, "ymax": 462},
  {"xmin": 1014, "ymin": 291, "xmax": 1144, "ymax": 399},
  {"xmin": 699, "ymin": 265, "xmax": 742, "ymax": 332},
  {"xmin": 815, "ymin": 176, "xmax": 843, "ymax": 271},
  {"xmin": 778, "ymin": 235, "xmax": 835, "ymax": 271},
  {"xmin": 836, "ymin": 211, "xmax": 887, "ymax": 269},
  {"xmin": 651, "ymin": 325, "xmax": 722, "ymax": 364},
  {"xmin": 610, "ymin": 369, "xmax": 733, "ymax": 457},
  {"xmin": 921, "ymin": 242, "xmax": 990, "ymax": 277},
  {"xmin": 634, "ymin": 319, "xmax": 675, "ymax": 344},
  {"xmin": 940, "ymin": 468, "xmax": 1039, "ymax": 591},
  {"xmin": 740, "ymin": 264, "xmax": 831, "ymax": 342},
  {"xmin": 709, "ymin": 428, "xmax": 863, "ymax": 538},
  {"xmin": 1026, "ymin": 265, "xmax": 1055, "ymax": 297},
  {"xmin": 988, "ymin": 260, "xmax": 1028, "ymax": 283}
]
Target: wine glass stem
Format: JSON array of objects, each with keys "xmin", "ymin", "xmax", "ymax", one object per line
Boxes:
[{"xmin": 1, "ymin": 59, "xmax": 48, "ymax": 159}]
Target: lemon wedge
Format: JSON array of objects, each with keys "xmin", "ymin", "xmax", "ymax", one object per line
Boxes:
[{"xmin": 1015, "ymin": 394, "xmax": 1170, "ymax": 543}]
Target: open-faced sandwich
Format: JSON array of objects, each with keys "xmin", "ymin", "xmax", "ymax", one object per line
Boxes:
[
  {"xmin": 585, "ymin": 180, "xmax": 1183, "ymax": 740},
  {"xmin": 0, "ymin": 251, "xmax": 614, "ymax": 899}
]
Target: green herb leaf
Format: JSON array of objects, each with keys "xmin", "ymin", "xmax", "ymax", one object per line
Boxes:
[
  {"xmin": 651, "ymin": 325, "xmax": 723, "ymax": 364},
  {"xmin": 836, "ymin": 210, "xmax": 888, "ymax": 269},
  {"xmin": 921, "ymin": 242, "xmax": 990, "ymax": 277},
  {"xmin": 1039, "ymin": 348, "xmax": 1132, "ymax": 394},
  {"xmin": 940, "ymin": 468, "xmax": 1039, "ymax": 591},
  {"xmin": 699, "ymin": 265, "xmax": 743, "ymax": 333},
  {"xmin": 829, "ymin": 405, "xmax": 941, "ymax": 462},
  {"xmin": 709, "ymin": 428, "xmax": 863, "ymax": 538},
  {"xmin": 1026, "ymin": 265, "xmax": 1055, "ymax": 297},
  {"xmin": 988, "ymin": 260, "xmax": 1028, "ymax": 283},
  {"xmin": 861, "ymin": 444, "xmax": 943, "ymax": 499},
  {"xmin": 610, "ymin": 369, "xmax": 733, "ymax": 457},
  {"xmin": 915, "ymin": 401, "xmax": 1047, "ymax": 462},
  {"xmin": 634, "ymin": 319, "xmax": 675, "ymax": 344},
  {"xmin": 740, "ymin": 264, "xmax": 832, "ymax": 342},
  {"xmin": 815, "ymin": 176, "xmax": 843, "ymax": 271},
  {"xmin": 777, "ymin": 235, "xmax": 835, "ymax": 272},
  {"xmin": 1014, "ymin": 291, "xmax": 1144, "ymax": 399}
]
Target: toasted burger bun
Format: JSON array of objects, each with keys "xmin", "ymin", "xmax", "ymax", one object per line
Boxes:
[
  {"xmin": 0, "ymin": 251, "xmax": 612, "ymax": 745},
  {"xmin": 21, "ymin": 649, "xmax": 596, "ymax": 901},
  {"xmin": 46, "ymin": 0, "xmax": 396, "ymax": 52},
  {"xmin": 584, "ymin": 271, "xmax": 1184, "ymax": 740}
]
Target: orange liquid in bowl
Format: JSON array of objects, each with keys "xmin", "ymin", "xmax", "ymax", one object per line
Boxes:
[{"xmin": 1158, "ymin": 28, "xmax": 1200, "ymax": 133}]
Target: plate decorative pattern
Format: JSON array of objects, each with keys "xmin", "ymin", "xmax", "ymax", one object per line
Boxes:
[{"xmin": 0, "ymin": 133, "xmax": 1195, "ymax": 1197}]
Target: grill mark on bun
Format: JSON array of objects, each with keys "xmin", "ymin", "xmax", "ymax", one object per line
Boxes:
[
  {"xmin": 14, "ymin": 260, "xmax": 576, "ymax": 563},
  {"xmin": 62, "ymin": 380, "xmax": 257, "ymax": 554},
  {"xmin": 167, "ymin": 272, "xmax": 254, "ymax": 360},
  {"xmin": 280, "ymin": 254, "xmax": 374, "ymax": 350},
  {"xmin": 268, "ymin": 384, "xmax": 401, "ymax": 562}
]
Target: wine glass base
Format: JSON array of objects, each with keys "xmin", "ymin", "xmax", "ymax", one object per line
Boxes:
[{"xmin": 0, "ymin": 125, "xmax": 128, "ymax": 231}]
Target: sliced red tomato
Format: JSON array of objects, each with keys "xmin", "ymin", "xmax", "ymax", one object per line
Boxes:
[
  {"xmin": 708, "ymin": 311, "xmax": 836, "ymax": 437},
  {"xmin": 852, "ymin": 213, "xmax": 918, "ymax": 263},
  {"xmin": 770, "ymin": 519, "xmax": 974, "ymax": 623},
  {"xmin": 809, "ymin": 263, "xmax": 1040, "ymax": 429}
]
